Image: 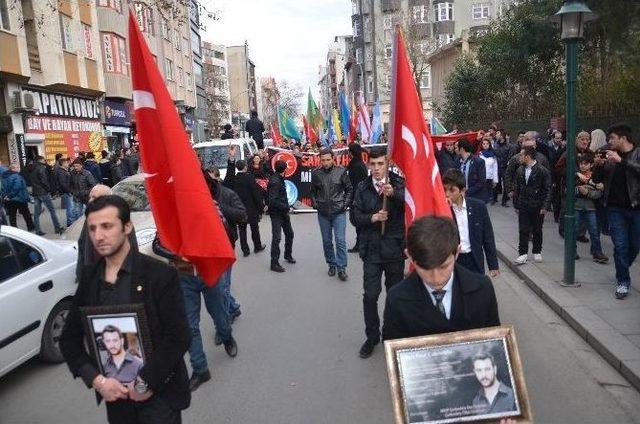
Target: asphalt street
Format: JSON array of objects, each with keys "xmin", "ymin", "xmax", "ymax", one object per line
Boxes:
[{"xmin": 1, "ymin": 213, "xmax": 639, "ymax": 423}]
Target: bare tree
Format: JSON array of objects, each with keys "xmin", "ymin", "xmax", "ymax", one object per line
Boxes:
[
  {"xmin": 203, "ymin": 62, "xmax": 230, "ymax": 138},
  {"xmin": 277, "ymin": 80, "xmax": 304, "ymax": 118},
  {"xmin": 260, "ymin": 77, "xmax": 280, "ymax": 126}
]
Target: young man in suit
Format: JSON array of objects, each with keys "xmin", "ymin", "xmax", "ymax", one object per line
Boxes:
[
  {"xmin": 382, "ymin": 215, "xmax": 500, "ymax": 341},
  {"xmin": 513, "ymin": 146, "xmax": 552, "ymax": 265},
  {"xmin": 60, "ymin": 195, "xmax": 191, "ymax": 424},
  {"xmin": 232, "ymin": 159, "xmax": 266, "ymax": 257},
  {"xmin": 442, "ymin": 169, "xmax": 500, "ymax": 277},
  {"xmin": 268, "ymin": 160, "xmax": 295, "ymax": 272},
  {"xmin": 457, "ymin": 139, "xmax": 487, "ymax": 202}
]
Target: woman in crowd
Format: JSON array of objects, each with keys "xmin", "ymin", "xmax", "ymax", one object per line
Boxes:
[{"xmin": 478, "ymin": 137, "xmax": 499, "ymax": 204}]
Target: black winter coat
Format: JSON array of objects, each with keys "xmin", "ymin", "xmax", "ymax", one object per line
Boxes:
[
  {"xmin": 83, "ymin": 159, "xmax": 102, "ymax": 182},
  {"xmin": 70, "ymin": 169, "xmax": 97, "ymax": 204},
  {"xmin": 382, "ymin": 266, "xmax": 500, "ymax": 341},
  {"xmin": 212, "ymin": 180, "xmax": 247, "ymax": 242},
  {"xmin": 310, "ymin": 165, "xmax": 353, "ymax": 216},
  {"xmin": 347, "ymin": 157, "xmax": 368, "ymax": 189},
  {"xmin": 267, "ymin": 173, "xmax": 290, "ymax": 216},
  {"xmin": 232, "ymin": 172, "xmax": 264, "ymax": 223},
  {"xmin": 245, "ymin": 117, "xmax": 265, "ymax": 148},
  {"xmin": 435, "ymin": 149, "xmax": 459, "ymax": 174},
  {"xmin": 54, "ymin": 166, "xmax": 72, "ymax": 194},
  {"xmin": 29, "ymin": 162, "xmax": 51, "ymax": 196},
  {"xmin": 60, "ymin": 252, "xmax": 191, "ymax": 410},
  {"xmin": 513, "ymin": 162, "xmax": 552, "ymax": 211},
  {"xmin": 352, "ymin": 173, "xmax": 405, "ymax": 263}
]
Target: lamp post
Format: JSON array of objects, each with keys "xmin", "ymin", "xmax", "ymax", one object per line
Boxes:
[{"xmin": 551, "ymin": 0, "xmax": 597, "ymax": 286}]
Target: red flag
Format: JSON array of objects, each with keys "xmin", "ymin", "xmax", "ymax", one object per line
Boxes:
[
  {"xmin": 271, "ymin": 123, "xmax": 283, "ymax": 146},
  {"xmin": 349, "ymin": 101, "xmax": 359, "ymax": 142},
  {"xmin": 389, "ymin": 27, "xmax": 451, "ymax": 227},
  {"xmin": 303, "ymin": 114, "xmax": 319, "ymax": 145},
  {"xmin": 128, "ymin": 13, "xmax": 235, "ymax": 286}
]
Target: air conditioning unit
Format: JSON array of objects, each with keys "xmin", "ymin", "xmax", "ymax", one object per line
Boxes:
[{"xmin": 12, "ymin": 91, "xmax": 35, "ymax": 111}]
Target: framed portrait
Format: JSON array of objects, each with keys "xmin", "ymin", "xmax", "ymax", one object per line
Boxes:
[
  {"xmin": 80, "ymin": 304, "xmax": 153, "ymax": 384},
  {"xmin": 384, "ymin": 326, "xmax": 532, "ymax": 424}
]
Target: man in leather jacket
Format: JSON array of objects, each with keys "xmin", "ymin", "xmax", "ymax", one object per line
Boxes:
[
  {"xmin": 268, "ymin": 160, "xmax": 295, "ymax": 272},
  {"xmin": 310, "ymin": 148, "xmax": 353, "ymax": 281}
]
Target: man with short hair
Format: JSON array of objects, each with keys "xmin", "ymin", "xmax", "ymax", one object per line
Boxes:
[
  {"xmin": 347, "ymin": 143, "xmax": 368, "ymax": 252},
  {"xmin": 55, "ymin": 158, "xmax": 75, "ymax": 227},
  {"xmin": 245, "ymin": 110, "xmax": 266, "ymax": 150},
  {"xmin": 268, "ymin": 160, "xmax": 295, "ymax": 272},
  {"xmin": 70, "ymin": 159, "xmax": 97, "ymax": 223},
  {"xmin": 513, "ymin": 147, "xmax": 552, "ymax": 265},
  {"xmin": 353, "ymin": 148, "xmax": 405, "ymax": 358},
  {"xmin": 101, "ymin": 325, "xmax": 143, "ymax": 384},
  {"xmin": 30, "ymin": 155, "xmax": 64, "ymax": 235},
  {"xmin": 442, "ymin": 169, "xmax": 499, "ymax": 277},
  {"xmin": 84, "ymin": 151, "xmax": 103, "ymax": 182},
  {"xmin": 457, "ymin": 139, "xmax": 487, "ymax": 202},
  {"xmin": 1, "ymin": 163, "xmax": 35, "ymax": 231},
  {"xmin": 597, "ymin": 124, "xmax": 640, "ymax": 299},
  {"xmin": 311, "ymin": 148, "xmax": 353, "ymax": 281},
  {"xmin": 382, "ymin": 215, "xmax": 500, "ymax": 341},
  {"xmin": 232, "ymin": 159, "xmax": 266, "ymax": 257},
  {"xmin": 436, "ymin": 141, "xmax": 459, "ymax": 174},
  {"xmin": 472, "ymin": 351, "xmax": 516, "ymax": 414},
  {"xmin": 503, "ymin": 131, "xmax": 550, "ymax": 204},
  {"xmin": 60, "ymin": 195, "xmax": 191, "ymax": 424}
]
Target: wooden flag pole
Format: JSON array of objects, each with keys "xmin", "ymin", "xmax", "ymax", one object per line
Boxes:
[{"xmin": 381, "ymin": 161, "xmax": 390, "ymax": 235}]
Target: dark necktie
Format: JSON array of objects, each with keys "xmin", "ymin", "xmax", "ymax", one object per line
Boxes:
[{"xmin": 432, "ymin": 290, "xmax": 447, "ymax": 317}]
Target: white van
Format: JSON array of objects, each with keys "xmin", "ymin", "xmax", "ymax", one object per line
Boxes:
[{"xmin": 193, "ymin": 138, "xmax": 259, "ymax": 180}]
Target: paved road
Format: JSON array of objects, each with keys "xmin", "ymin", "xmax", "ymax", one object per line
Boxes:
[{"xmin": 1, "ymin": 214, "xmax": 639, "ymax": 423}]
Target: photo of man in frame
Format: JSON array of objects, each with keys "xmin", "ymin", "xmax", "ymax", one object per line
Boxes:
[
  {"xmin": 471, "ymin": 350, "xmax": 516, "ymax": 414},
  {"xmin": 92, "ymin": 319, "xmax": 144, "ymax": 384}
]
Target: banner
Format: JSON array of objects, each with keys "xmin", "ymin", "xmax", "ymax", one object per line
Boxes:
[{"xmin": 26, "ymin": 115, "xmax": 105, "ymax": 162}]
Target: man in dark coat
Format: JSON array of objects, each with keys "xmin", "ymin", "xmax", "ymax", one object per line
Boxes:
[
  {"xmin": 54, "ymin": 158, "xmax": 75, "ymax": 227},
  {"xmin": 436, "ymin": 141, "xmax": 459, "ymax": 174},
  {"xmin": 232, "ymin": 160, "xmax": 265, "ymax": 257},
  {"xmin": 84, "ymin": 152, "xmax": 103, "ymax": 182},
  {"xmin": 457, "ymin": 139, "xmax": 487, "ymax": 202},
  {"xmin": 268, "ymin": 160, "xmax": 295, "ymax": 272},
  {"xmin": 352, "ymin": 148, "xmax": 405, "ymax": 358},
  {"xmin": 245, "ymin": 110, "xmax": 265, "ymax": 150},
  {"xmin": 60, "ymin": 195, "xmax": 191, "ymax": 424},
  {"xmin": 382, "ymin": 216, "xmax": 500, "ymax": 341},
  {"xmin": 347, "ymin": 143, "xmax": 368, "ymax": 252},
  {"xmin": 221, "ymin": 124, "xmax": 234, "ymax": 140},
  {"xmin": 29, "ymin": 155, "xmax": 64, "ymax": 235},
  {"xmin": 70, "ymin": 159, "xmax": 97, "ymax": 223}
]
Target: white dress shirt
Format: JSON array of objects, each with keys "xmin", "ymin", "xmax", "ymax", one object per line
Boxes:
[
  {"xmin": 424, "ymin": 272, "xmax": 455, "ymax": 319},
  {"xmin": 525, "ymin": 160, "xmax": 537, "ymax": 184},
  {"xmin": 452, "ymin": 199, "xmax": 471, "ymax": 253}
]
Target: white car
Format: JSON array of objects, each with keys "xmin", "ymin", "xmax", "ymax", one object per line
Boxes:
[
  {"xmin": 0, "ymin": 225, "xmax": 78, "ymax": 378},
  {"xmin": 193, "ymin": 138, "xmax": 259, "ymax": 180}
]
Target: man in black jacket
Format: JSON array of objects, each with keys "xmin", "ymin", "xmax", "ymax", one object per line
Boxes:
[
  {"xmin": 435, "ymin": 141, "xmax": 459, "ymax": 174},
  {"xmin": 70, "ymin": 159, "xmax": 97, "ymax": 224},
  {"xmin": 382, "ymin": 216, "xmax": 500, "ymax": 341},
  {"xmin": 458, "ymin": 139, "xmax": 487, "ymax": 202},
  {"xmin": 54, "ymin": 158, "xmax": 75, "ymax": 227},
  {"xmin": 60, "ymin": 195, "xmax": 191, "ymax": 424},
  {"xmin": 311, "ymin": 148, "xmax": 353, "ymax": 281},
  {"xmin": 245, "ymin": 110, "xmax": 265, "ymax": 150},
  {"xmin": 268, "ymin": 160, "xmax": 295, "ymax": 272},
  {"xmin": 232, "ymin": 160, "xmax": 266, "ymax": 257},
  {"xmin": 347, "ymin": 143, "xmax": 368, "ymax": 252},
  {"xmin": 513, "ymin": 146, "xmax": 552, "ymax": 265},
  {"xmin": 352, "ymin": 148, "xmax": 405, "ymax": 358},
  {"xmin": 30, "ymin": 155, "xmax": 64, "ymax": 235}
]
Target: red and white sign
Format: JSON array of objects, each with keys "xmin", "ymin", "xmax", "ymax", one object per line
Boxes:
[
  {"xmin": 26, "ymin": 116, "xmax": 105, "ymax": 161},
  {"xmin": 271, "ymin": 151, "xmax": 298, "ymax": 178}
]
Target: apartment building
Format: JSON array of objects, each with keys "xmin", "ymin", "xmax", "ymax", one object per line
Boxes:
[
  {"xmin": 202, "ymin": 41, "xmax": 231, "ymax": 136},
  {"xmin": 259, "ymin": 76, "xmax": 279, "ymax": 127},
  {"xmin": 318, "ymin": 37, "xmax": 349, "ymax": 116},
  {"xmin": 188, "ymin": 0, "xmax": 207, "ymax": 142},
  {"xmin": 227, "ymin": 43, "xmax": 257, "ymax": 127}
]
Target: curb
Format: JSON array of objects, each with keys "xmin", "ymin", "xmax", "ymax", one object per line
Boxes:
[{"xmin": 496, "ymin": 248, "xmax": 640, "ymax": 392}]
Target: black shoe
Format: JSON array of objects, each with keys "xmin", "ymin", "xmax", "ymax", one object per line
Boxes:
[
  {"xmin": 223, "ymin": 337, "xmax": 238, "ymax": 357},
  {"xmin": 328, "ymin": 266, "xmax": 337, "ymax": 277},
  {"xmin": 230, "ymin": 309, "xmax": 241, "ymax": 323},
  {"xmin": 577, "ymin": 235, "xmax": 590, "ymax": 243},
  {"xmin": 36, "ymin": 231, "xmax": 46, "ymax": 236},
  {"xmin": 254, "ymin": 244, "xmax": 266, "ymax": 253},
  {"xmin": 347, "ymin": 246, "xmax": 359, "ymax": 253},
  {"xmin": 55, "ymin": 227, "xmax": 65, "ymax": 235},
  {"xmin": 214, "ymin": 333, "xmax": 222, "ymax": 346},
  {"xmin": 338, "ymin": 270, "xmax": 348, "ymax": 281},
  {"xmin": 189, "ymin": 370, "xmax": 211, "ymax": 392},
  {"xmin": 243, "ymin": 251, "xmax": 250, "ymax": 257},
  {"xmin": 284, "ymin": 256, "xmax": 296, "ymax": 264},
  {"xmin": 271, "ymin": 263, "xmax": 286, "ymax": 273},
  {"xmin": 359, "ymin": 339, "xmax": 378, "ymax": 359}
]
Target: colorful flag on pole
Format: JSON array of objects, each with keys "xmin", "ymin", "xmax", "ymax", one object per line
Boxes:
[
  {"xmin": 349, "ymin": 97, "xmax": 359, "ymax": 142},
  {"xmin": 302, "ymin": 114, "xmax": 319, "ymax": 145},
  {"xmin": 370, "ymin": 101, "xmax": 382, "ymax": 144},
  {"xmin": 271, "ymin": 123, "xmax": 283, "ymax": 146},
  {"xmin": 389, "ymin": 26, "xmax": 451, "ymax": 228},
  {"xmin": 332, "ymin": 109, "xmax": 343, "ymax": 142},
  {"xmin": 358, "ymin": 95, "xmax": 372, "ymax": 142},
  {"xmin": 429, "ymin": 116, "xmax": 447, "ymax": 135},
  {"xmin": 307, "ymin": 89, "xmax": 323, "ymax": 130},
  {"xmin": 278, "ymin": 106, "xmax": 301, "ymax": 141},
  {"xmin": 339, "ymin": 90, "xmax": 351, "ymax": 141},
  {"xmin": 128, "ymin": 12, "xmax": 235, "ymax": 286}
]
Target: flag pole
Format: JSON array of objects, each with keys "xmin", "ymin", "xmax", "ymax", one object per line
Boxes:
[{"xmin": 381, "ymin": 163, "xmax": 389, "ymax": 235}]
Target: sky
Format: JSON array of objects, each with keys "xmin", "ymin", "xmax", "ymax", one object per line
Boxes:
[{"xmin": 203, "ymin": 0, "xmax": 353, "ymax": 100}]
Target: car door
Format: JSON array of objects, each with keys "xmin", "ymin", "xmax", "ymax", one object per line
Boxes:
[{"xmin": 0, "ymin": 235, "xmax": 54, "ymax": 376}]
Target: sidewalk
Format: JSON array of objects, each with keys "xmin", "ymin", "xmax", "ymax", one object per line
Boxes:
[{"xmin": 489, "ymin": 203, "xmax": 640, "ymax": 391}]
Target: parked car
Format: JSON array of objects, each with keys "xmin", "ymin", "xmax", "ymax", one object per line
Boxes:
[
  {"xmin": 0, "ymin": 225, "xmax": 78, "ymax": 378},
  {"xmin": 193, "ymin": 138, "xmax": 259, "ymax": 180}
]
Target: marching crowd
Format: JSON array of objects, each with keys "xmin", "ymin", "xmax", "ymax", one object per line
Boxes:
[{"xmin": 0, "ymin": 114, "xmax": 637, "ymax": 423}]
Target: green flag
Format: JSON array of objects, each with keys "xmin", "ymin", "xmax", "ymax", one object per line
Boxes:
[{"xmin": 307, "ymin": 89, "xmax": 323, "ymax": 130}]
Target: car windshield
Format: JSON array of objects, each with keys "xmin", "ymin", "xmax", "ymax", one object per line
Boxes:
[
  {"xmin": 195, "ymin": 145, "xmax": 230, "ymax": 169},
  {"xmin": 112, "ymin": 181, "xmax": 151, "ymax": 211}
]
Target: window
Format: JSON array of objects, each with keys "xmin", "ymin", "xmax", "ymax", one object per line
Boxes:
[
  {"xmin": 383, "ymin": 16, "xmax": 393, "ymax": 30},
  {"xmin": 352, "ymin": 0, "xmax": 358, "ymax": 15},
  {"xmin": 194, "ymin": 62, "xmax": 203, "ymax": 86},
  {"xmin": 435, "ymin": 2, "xmax": 454, "ymax": 22},
  {"xmin": 161, "ymin": 19, "xmax": 169, "ymax": 39},
  {"xmin": 82, "ymin": 24, "xmax": 94, "ymax": 59},
  {"xmin": 177, "ymin": 66, "xmax": 183, "ymax": 85},
  {"xmin": 413, "ymin": 5, "xmax": 428, "ymax": 23},
  {"xmin": 472, "ymin": 3, "xmax": 490, "ymax": 19},
  {"xmin": 182, "ymin": 37, "xmax": 189, "ymax": 55},
  {"xmin": 355, "ymin": 48, "xmax": 363, "ymax": 64},
  {"xmin": 353, "ymin": 19, "xmax": 361, "ymax": 36},
  {"xmin": 164, "ymin": 58, "xmax": 173, "ymax": 80},
  {"xmin": 437, "ymin": 33, "xmax": 455, "ymax": 46},
  {"xmin": 12, "ymin": 238, "xmax": 43, "ymax": 271},
  {"xmin": 420, "ymin": 70, "xmax": 431, "ymax": 88},
  {"xmin": 59, "ymin": 13, "xmax": 74, "ymax": 51},
  {"xmin": 385, "ymin": 44, "xmax": 392, "ymax": 59},
  {"xmin": 186, "ymin": 72, "xmax": 192, "ymax": 90},
  {"xmin": 174, "ymin": 30, "xmax": 181, "ymax": 50},
  {"xmin": 102, "ymin": 32, "xmax": 128, "ymax": 75},
  {"xmin": 134, "ymin": 2, "xmax": 154, "ymax": 35},
  {"xmin": 1, "ymin": 0, "xmax": 10, "ymax": 31},
  {"xmin": 0, "ymin": 236, "xmax": 19, "ymax": 282},
  {"xmin": 363, "ymin": 16, "xmax": 371, "ymax": 35},
  {"xmin": 190, "ymin": 29, "xmax": 201, "ymax": 56},
  {"xmin": 97, "ymin": 0, "xmax": 122, "ymax": 13},
  {"xmin": 367, "ymin": 77, "xmax": 374, "ymax": 93}
]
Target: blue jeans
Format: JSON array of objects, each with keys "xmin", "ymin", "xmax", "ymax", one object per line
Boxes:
[
  {"xmin": 33, "ymin": 194, "xmax": 62, "ymax": 232},
  {"xmin": 218, "ymin": 268, "xmax": 240, "ymax": 316},
  {"xmin": 577, "ymin": 210, "xmax": 603, "ymax": 254},
  {"xmin": 180, "ymin": 273, "xmax": 232, "ymax": 374},
  {"xmin": 607, "ymin": 207, "xmax": 640, "ymax": 287},
  {"xmin": 318, "ymin": 212, "xmax": 347, "ymax": 270},
  {"xmin": 60, "ymin": 193, "xmax": 74, "ymax": 227},
  {"xmin": 69, "ymin": 200, "xmax": 85, "ymax": 224}
]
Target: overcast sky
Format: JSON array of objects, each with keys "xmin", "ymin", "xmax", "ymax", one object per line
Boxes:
[{"xmin": 203, "ymin": 0, "xmax": 353, "ymax": 100}]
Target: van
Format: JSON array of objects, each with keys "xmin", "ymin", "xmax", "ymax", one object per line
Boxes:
[{"xmin": 193, "ymin": 138, "xmax": 259, "ymax": 180}]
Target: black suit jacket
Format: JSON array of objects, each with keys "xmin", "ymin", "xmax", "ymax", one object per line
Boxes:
[
  {"xmin": 232, "ymin": 172, "xmax": 264, "ymax": 223},
  {"xmin": 452, "ymin": 197, "xmax": 499, "ymax": 273},
  {"xmin": 60, "ymin": 252, "xmax": 191, "ymax": 410},
  {"xmin": 461, "ymin": 156, "xmax": 487, "ymax": 202},
  {"xmin": 382, "ymin": 265, "xmax": 500, "ymax": 341}
]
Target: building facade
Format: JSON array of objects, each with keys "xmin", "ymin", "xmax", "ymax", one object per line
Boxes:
[
  {"xmin": 202, "ymin": 41, "xmax": 231, "ymax": 137},
  {"xmin": 189, "ymin": 0, "xmax": 207, "ymax": 142},
  {"xmin": 226, "ymin": 43, "xmax": 257, "ymax": 128},
  {"xmin": 259, "ymin": 76, "xmax": 279, "ymax": 128}
]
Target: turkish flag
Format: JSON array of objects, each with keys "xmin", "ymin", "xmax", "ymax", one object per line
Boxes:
[
  {"xmin": 271, "ymin": 123, "xmax": 283, "ymax": 147},
  {"xmin": 128, "ymin": 13, "xmax": 235, "ymax": 286},
  {"xmin": 303, "ymin": 114, "xmax": 319, "ymax": 145},
  {"xmin": 389, "ymin": 27, "xmax": 451, "ymax": 227}
]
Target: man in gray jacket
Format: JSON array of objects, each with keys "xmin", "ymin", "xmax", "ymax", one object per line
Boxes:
[
  {"xmin": 70, "ymin": 158, "xmax": 97, "ymax": 223},
  {"xmin": 311, "ymin": 148, "xmax": 353, "ymax": 281}
]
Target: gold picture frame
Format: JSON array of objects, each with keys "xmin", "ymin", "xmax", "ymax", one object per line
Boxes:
[{"xmin": 384, "ymin": 325, "xmax": 532, "ymax": 424}]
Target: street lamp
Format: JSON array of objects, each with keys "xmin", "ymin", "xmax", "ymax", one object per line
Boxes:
[{"xmin": 551, "ymin": 0, "xmax": 597, "ymax": 287}]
